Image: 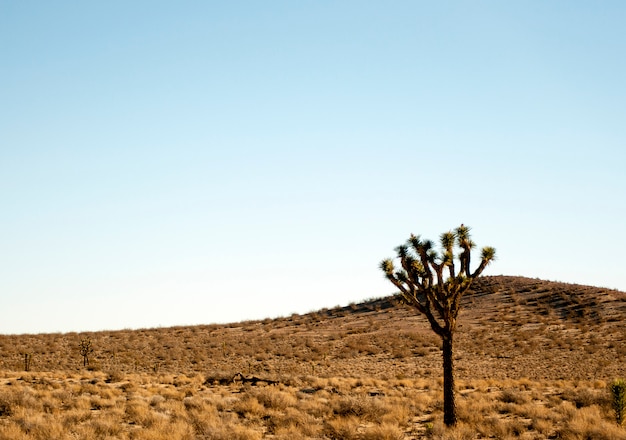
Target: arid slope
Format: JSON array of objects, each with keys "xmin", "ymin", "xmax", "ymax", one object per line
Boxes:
[{"xmin": 1, "ymin": 276, "xmax": 625, "ymax": 382}]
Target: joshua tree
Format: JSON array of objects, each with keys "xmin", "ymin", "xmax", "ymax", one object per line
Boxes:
[
  {"xmin": 23, "ymin": 352, "xmax": 32, "ymax": 372},
  {"xmin": 380, "ymin": 224, "xmax": 495, "ymax": 426},
  {"xmin": 79, "ymin": 337, "xmax": 94, "ymax": 367}
]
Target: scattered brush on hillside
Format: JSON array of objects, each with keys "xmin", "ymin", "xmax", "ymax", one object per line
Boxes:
[
  {"xmin": 1, "ymin": 276, "xmax": 624, "ymax": 382},
  {"xmin": 1, "ymin": 276, "xmax": 626, "ymax": 438}
]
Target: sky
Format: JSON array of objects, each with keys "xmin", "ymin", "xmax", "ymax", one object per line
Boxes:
[{"xmin": 1, "ymin": 1, "xmax": 625, "ymax": 334}]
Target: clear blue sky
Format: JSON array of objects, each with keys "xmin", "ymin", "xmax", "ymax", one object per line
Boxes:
[{"xmin": 1, "ymin": 1, "xmax": 625, "ymax": 334}]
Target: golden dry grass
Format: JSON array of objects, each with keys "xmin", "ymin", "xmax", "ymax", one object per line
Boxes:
[
  {"xmin": 1, "ymin": 276, "xmax": 626, "ymax": 438},
  {"xmin": 1, "ymin": 372, "xmax": 625, "ymax": 439}
]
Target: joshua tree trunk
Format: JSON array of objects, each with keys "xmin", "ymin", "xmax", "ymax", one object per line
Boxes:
[{"xmin": 442, "ymin": 332, "xmax": 456, "ymax": 426}]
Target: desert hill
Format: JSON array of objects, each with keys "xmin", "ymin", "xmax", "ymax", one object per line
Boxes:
[{"xmin": 1, "ymin": 276, "xmax": 625, "ymax": 382}]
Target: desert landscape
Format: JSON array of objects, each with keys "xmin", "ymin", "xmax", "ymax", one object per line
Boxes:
[
  {"xmin": 4, "ymin": 1, "xmax": 625, "ymax": 438},
  {"xmin": 1, "ymin": 275, "xmax": 626, "ymax": 439}
]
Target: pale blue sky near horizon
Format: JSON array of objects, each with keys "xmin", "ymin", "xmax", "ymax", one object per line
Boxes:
[{"xmin": 1, "ymin": 1, "xmax": 625, "ymax": 334}]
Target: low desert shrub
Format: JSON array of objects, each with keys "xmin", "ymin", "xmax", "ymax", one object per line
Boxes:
[
  {"xmin": 251, "ymin": 387, "xmax": 297, "ymax": 410},
  {"xmin": 273, "ymin": 424, "xmax": 308, "ymax": 440},
  {"xmin": 428, "ymin": 420, "xmax": 475, "ymax": 440},
  {"xmin": 530, "ymin": 417, "xmax": 553, "ymax": 436},
  {"xmin": 86, "ymin": 417, "xmax": 124, "ymax": 438},
  {"xmin": 232, "ymin": 395, "xmax": 265, "ymax": 418},
  {"xmin": 380, "ymin": 401, "xmax": 411, "ymax": 426},
  {"xmin": 0, "ymin": 396, "xmax": 13, "ymax": 417},
  {"xmin": 106, "ymin": 370, "xmax": 125, "ymax": 383},
  {"xmin": 324, "ymin": 416, "xmax": 360, "ymax": 440},
  {"xmin": 182, "ymin": 396, "xmax": 206, "ymax": 412},
  {"xmin": 499, "ymin": 388, "xmax": 530, "ymax": 405},
  {"xmin": 61, "ymin": 408, "xmax": 92, "ymax": 427},
  {"xmin": 219, "ymin": 425, "xmax": 263, "ymax": 440},
  {"xmin": 149, "ymin": 394, "xmax": 166, "ymax": 407},
  {"xmin": 0, "ymin": 423, "xmax": 24, "ymax": 440},
  {"xmin": 267, "ymin": 407, "xmax": 320, "ymax": 437},
  {"xmin": 361, "ymin": 423, "xmax": 405, "ymax": 440},
  {"xmin": 560, "ymin": 387, "xmax": 604, "ymax": 409},
  {"xmin": 555, "ymin": 405, "xmax": 626, "ymax": 440},
  {"xmin": 332, "ymin": 396, "xmax": 388, "ymax": 421}
]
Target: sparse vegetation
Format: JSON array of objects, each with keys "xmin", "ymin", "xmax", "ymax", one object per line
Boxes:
[
  {"xmin": 0, "ymin": 276, "xmax": 625, "ymax": 438},
  {"xmin": 380, "ymin": 225, "xmax": 496, "ymax": 426},
  {"xmin": 0, "ymin": 372, "xmax": 625, "ymax": 439}
]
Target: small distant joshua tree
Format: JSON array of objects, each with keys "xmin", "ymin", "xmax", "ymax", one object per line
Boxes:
[
  {"xmin": 23, "ymin": 352, "xmax": 32, "ymax": 372},
  {"xmin": 380, "ymin": 224, "xmax": 495, "ymax": 427},
  {"xmin": 610, "ymin": 379, "xmax": 626, "ymax": 426},
  {"xmin": 79, "ymin": 337, "xmax": 94, "ymax": 367}
]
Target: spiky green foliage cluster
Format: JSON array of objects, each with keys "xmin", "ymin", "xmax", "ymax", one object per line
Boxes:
[
  {"xmin": 380, "ymin": 224, "xmax": 496, "ymax": 335},
  {"xmin": 610, "ymin": 379, "xmax": 626, "ymax": 426}
]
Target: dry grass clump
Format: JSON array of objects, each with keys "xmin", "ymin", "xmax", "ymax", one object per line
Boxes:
[
  {"xmin": 267, "ymin": 406, "xmax": 321, "ymax": 437},
  {"xmin": 332, "ymin": 396, "xmax": 389, "ymax": 421},
  {"xmin": 250, "ymin": 386, "xmax": 298, "ymax": 411},
  {"xmin": 360, "ymin": 423, "xmax": 405, "ymax": 440},
  {"xmin": 554, "ymin": 405, "xmax": 626, "ymax": 440},
  {"xmin": 323, "ymin": 415, "xmax": 361, "ymax": 440}
]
